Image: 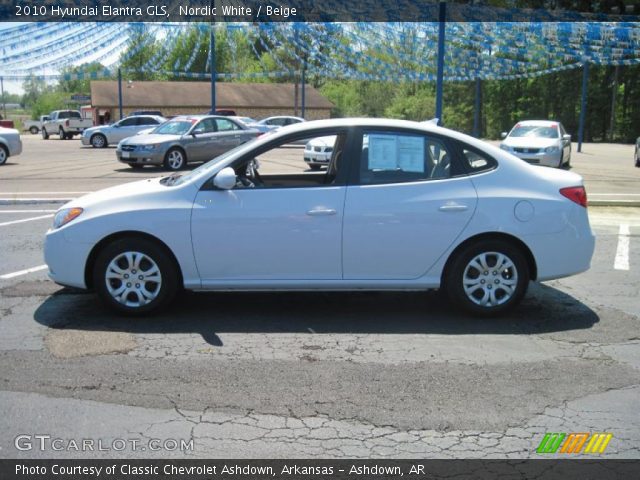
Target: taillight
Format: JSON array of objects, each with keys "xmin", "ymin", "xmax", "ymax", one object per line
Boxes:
[{"xmin": 560, "ymin": 186, "xmax": 587, "ymax": 208}]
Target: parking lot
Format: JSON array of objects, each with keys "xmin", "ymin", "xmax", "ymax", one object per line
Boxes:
[{"xmin": 1, "ymin": 135, "xmax": 639, "ymax": 458}]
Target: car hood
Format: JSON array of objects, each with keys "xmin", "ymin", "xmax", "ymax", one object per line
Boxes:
[
  {"xmin": 122, "ymin": 133, "xmax": 179, "ymax": 145},
  {"xmin": 502, "ymin": 137, "xmax": 559, "ymax": 148},
  {"xmin": 83, "ymin": 125, "xmax": 109, "ymax": 134}
]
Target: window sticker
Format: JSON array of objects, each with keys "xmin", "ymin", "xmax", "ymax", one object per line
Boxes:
[
  {"xmin": 397, "ymin": 136, "xmax": 425, "ymax": 173},
  {"xmin": 367, "ymin": 134, "xmax": 425, "ymax": 173}
]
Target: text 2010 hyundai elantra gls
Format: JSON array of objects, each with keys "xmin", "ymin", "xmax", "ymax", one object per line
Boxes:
[{"xmin": 44, "ymin": 118, "xmax": 595, "ymax": 316}]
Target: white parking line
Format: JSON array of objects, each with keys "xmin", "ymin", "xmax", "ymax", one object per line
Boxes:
[
  {"xmin": 0, "ymin": 265, "xmax": 48, "ymax": 280},
  {"xmin": 614, "ymin": 224, "xmax": 630, "ymax": 271},
  {"xmin": 0, "ymin": 210, "xmax": 57, "ymax": 213},
  {"xmin": 0, "ymin": 214, "xmax": 54, "ymax": 227}
]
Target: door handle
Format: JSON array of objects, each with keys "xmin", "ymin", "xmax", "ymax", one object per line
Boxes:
[
  {"xmin": 438, "ymin": 203, "xmax": 468, "ymax": 212},
  {"xmin": 306, "ymin": 208, "xmax": 337, "ymax": 216}
]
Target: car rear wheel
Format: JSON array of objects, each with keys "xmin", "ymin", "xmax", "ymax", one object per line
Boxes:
[
  {"xmin": 29, "ymin": 126, "xmax": 39, "ymax": 134},
  {"xmin": 0, "ymin": 145, "xmax": 8, "ymax": 165},
  {"xmin": 93, "ymin": 237, "xmax": 178, "ymax": 315},
  {"xmin": 445, "ymin": 239, "xmax": 529, "ymax": 317},
  {"xmin": 164, "ymin": 148, "xmax": 186, "ymax": 171},
  {"xmin": 91, "ymin": 134, "xmax": 107, "ymax": 148},
  {"xmin": 58, "ymin": 128, "xmax": 66, "ymax": 140}
]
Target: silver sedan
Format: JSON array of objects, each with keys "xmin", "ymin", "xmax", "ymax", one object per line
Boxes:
[
  {"xmin": 82, "ymin": 115, "xmax": 166, "ymax": 148},
  {"xmin": 116, "ymin": 115, "xmax": 260, "ymax": 170}
]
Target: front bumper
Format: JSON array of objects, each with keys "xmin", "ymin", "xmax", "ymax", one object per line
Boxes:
[
  {"xmin": 44, "ymin": 228, "xmax": 93, "ymax": 289},
  {"xmin": 81, "ymin": 135, "xmax": 91, "ymax": 146},
  {"xmin": 9, "ymin": 139, "xmax": 22, "ymax": 156},
  {"xmin": 116, "ymin": 149, "xmax": 165, "ymax": 166},
  {"xmin": 508, "ymin": 150, "xmax": 562, "ymax": 168}
]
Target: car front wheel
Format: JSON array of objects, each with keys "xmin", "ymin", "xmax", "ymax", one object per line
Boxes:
[
  {"xmin": 163, "ymin": 148, "xmax": 186, "ymax": 171},
  {"xmin": 91, "ymin": 134, "xmax": 107, "ymax": 148},
  {"xmin": 93, "ymin": 238, "xmax": 179, "ymax": 315},
  {"xmin": 29, "ymin": 126, "xmax": 39, "ymax": 134},
  {"xmin": 0, "ymin": 145, "xmax": 8, "ymax": 165},
  {"xmin": 445, "ymin": 239, "xmax": 529, "ymax": 317}
]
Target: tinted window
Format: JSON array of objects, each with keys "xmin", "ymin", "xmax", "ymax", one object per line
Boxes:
[
  {"xmin": 136, "ymin": 117, "xmax": 160, "ymax": 126},
  {"xmin": 119, "ymin": 117, "xmax": 138, "ymax": 127},
  {"xmin": 193, "ymin": 118, "xmax": 216, "ymax": 134},
  {"xmin": 58, "ymin": 111, "xmax": 81, "ymax": 119},
  {"xmin": 359, "ymin": 132, "xmax": 451, "ymax": 185}
]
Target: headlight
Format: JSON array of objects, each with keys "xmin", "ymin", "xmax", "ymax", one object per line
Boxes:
[
  {"xmin": 499, "ymin": 144, "xmax": 510, "ymax": 151},
  {"xmin": 545, "ymin": 146, "xmax": 560, "ymax": 154},
  {"xmin": 140, "ymin": 145, "xmax": 157, "ymax": 151},
  {"xmin": 53, "ymin": 208, "xmax": 83, "ymax": 229}
]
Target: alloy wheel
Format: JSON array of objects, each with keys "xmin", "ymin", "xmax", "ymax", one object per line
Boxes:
[
  {"xmin": 105, "ymin": 251, "xmax": 162, "ymax": 308},
  {"xmin": 462, "ymin": 251, "xmax": 518, "ymax": 307}
]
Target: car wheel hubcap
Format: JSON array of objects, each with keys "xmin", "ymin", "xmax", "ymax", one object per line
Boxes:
[
  {"xmin": 168, "ymin": 151, "xmax": 183, "ymax": 169},
  {"xmin": 93, "ymin": 136, "xmax": 104, "ymax": 147},
  {"xmin": 105, "ymin": 251, "xmax": 162, "ymax": 308},
  {"xmin": 462, "ymin": 251, "xmax": 518, "ymax": 307}
]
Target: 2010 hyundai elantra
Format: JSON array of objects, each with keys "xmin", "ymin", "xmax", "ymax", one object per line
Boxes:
[{"xmin": 44, "ymin": 118, "xmax": 595, "ymax": 316}]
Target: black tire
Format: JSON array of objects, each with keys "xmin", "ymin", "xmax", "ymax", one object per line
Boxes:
[
  {"xmin": 635, "ymin": 146, "xmax": 640, "ymax": 167},
  {"xmin": 29, "ymin": 126, "xmax": 39, "ymax": 135},
  {"xmin": 444, "ymin": 239, "xmax": 529, "ymax": 317},
  {"xmin": 309, "ymin": 164, "xmax": 322, "ymax": 171},
  {"xmin": 58, "ymin": 128, "xmax": 66, "ymax": 140},
  {"xmin": 163, "ymin": 147, "xmax": 186, "ymax": 171},
  {"xmin": 0, "ymin": 145, "xmax": 8, "ymax": 166},
  {"xmin": 93, "ymin": 237, "xmax": 179, "ymax": 316},
  {"xmin": 65, "ymin": 133, "xmax": 74, "ymax": 140},
  {"xmin": 42, "ymin": 128, "xmax": 49, "ymax": 140},
  {"xmin": 565, "ymin": 149, "xmax": 571, "ymax": 168},
  {"xmin": 91, "ymin": 134, "xmax": 107, "ymax": 148},
  {"xmin": 558, "ymin": 152, "xmax": 564, "ymax": 168}
]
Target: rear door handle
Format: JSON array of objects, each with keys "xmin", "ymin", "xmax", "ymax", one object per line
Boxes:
[
  {"xmin": 438, "ymin": 203, "xmax": 469, "ymax": 212},
  {"xmin": 306, "ymin": 208, "xmax": 337, "ymax": 216}
]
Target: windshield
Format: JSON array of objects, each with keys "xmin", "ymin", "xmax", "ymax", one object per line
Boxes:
[
  {"xmin": 509, "ymin": 125, "xmax": 558, "ymax": 139},
  {"xmin": 154, "ymin": 121, "xmax": 193, "ymax": 135}
]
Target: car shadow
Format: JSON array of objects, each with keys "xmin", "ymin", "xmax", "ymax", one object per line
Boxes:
[{"xmin": 34, "ymin": 283, "xmax": 599, "ymax": 347}]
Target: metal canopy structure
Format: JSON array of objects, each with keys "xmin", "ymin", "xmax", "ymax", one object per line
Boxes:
[{"xmin": 2, "ymin": 18, "xmax": 640, "ymax": 147}]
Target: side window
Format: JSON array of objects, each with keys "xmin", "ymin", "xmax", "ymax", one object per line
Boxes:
[
  {"xmin": 216, "ymin": 119, "xmax": 240, "ymax": 131},
  {"xmin": 136, "ymin": 117, "xmax": 157, "ymax": 126},
  {"xmin": 359, "ymin": 131, "xmax": 451, "ymax": 185},
  {"xmin": 119, "ymin": 117, "xmax": 138, "ymax": 127},
  {"xmin": 460, "ymin": 146, "xmax": 497, "ymax": 174},
  {"xmin": 193, "ymin": 118, "xmax": 216, "ymax": 134}
]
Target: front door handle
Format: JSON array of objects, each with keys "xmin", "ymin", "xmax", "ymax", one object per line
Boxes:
[
  {"xmin": 438, "ymin": 203, "xmax": 469, "ymax": 212},
  {"xmin": 306, "ymin": 208, "xmax": 337, "ymax": 216}
]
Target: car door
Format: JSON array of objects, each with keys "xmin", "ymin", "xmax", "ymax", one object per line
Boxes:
[
  {"xmin": 185, "ymin": 118, "xmax": 217, "ymax": 161},
  {"xmin": 342, "ymin": 129, "xmax": 478, "ymax": 280},
  {"xmin": 190, "ymin": 129, "xmax": 352, "ymax": 283},
  {"xmin": 111, "ymin": 117, "xmax": 139, "ymax": 143},
  {"xmin": 214, "ymin": 118, "xmax": 247, "ymax": 155}
]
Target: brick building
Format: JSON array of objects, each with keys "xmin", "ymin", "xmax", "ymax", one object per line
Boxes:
[{"xmin": 88, "ymin": 81, "xmax": 334, "ymax": 124}]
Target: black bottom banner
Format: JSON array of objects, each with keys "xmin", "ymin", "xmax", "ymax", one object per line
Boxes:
[{"xmin": 3, "ymin": 459, "xmax": 640, "ymax": 480}]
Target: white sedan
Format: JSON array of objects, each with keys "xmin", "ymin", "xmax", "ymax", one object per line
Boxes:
[
  {"xmin": 0, "ymin": 126, "xmax": 22, "ymax": 165},
  {"xmin": 500, "ymin": 120, "xmax": 572, "ymax": 168},
  {"xmin": 44, "ymin": 118, "xmax": 595, "ymax": 317}
]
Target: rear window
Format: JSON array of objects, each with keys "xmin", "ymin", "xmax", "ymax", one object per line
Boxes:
[{"xmin": 58, "ymin": 111, "xmax": 81, "ymax": 119}]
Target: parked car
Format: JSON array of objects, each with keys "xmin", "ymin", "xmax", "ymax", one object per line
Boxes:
[
  {"xmin": 81, "ymin": 115, "xmax": 166, "ymax": 148},
  {"xmin": 303, "ymin": 135, "xmax": 336, "ymax": 170},
  {"xmin": 228, "ymin": 116, "xmax": 273, "ymax": 133},
  {"xmin": 500, "ymin": 120, "xmax": 571, "ymax": 168},
  {"xmin": 42, "ymin": 110, "xmax": 93, "ymax": 140},
  {"xmin": 635, "ymin": 137, "xmax": 640, "ymax": 167},
  {"xmin": 116, "ymin": 115, "xmax": 260, "ymax": 170},
  {"xmin": 257, "ymin": 116, "xmax": 305, "ymax": 130},
  {"xmin": 23, "ymin": 115, "xmax": 50, "ymax": 134},
  {"xmin": 44, "ymin": 118, "xmax": 595, "ymax": 317},
  {"xmin": 131, "ymin": 110, "xmax": 163, "ymax": 117},
  {"xmin": 0, "ymin": 126, "xmax": 22, "ymax": 165}
]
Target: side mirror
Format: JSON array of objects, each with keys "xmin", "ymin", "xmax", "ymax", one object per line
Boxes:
[
  {"xmin": 500, "ymin": 132, "xmax": 508, "ymax": 139},
  {"xmin": 213, "ymin": 167, "xmax": 237, "ymax": 190},
  {"xmin": 563, "ymin": 134, "xmax": 571, "ymax": 141}
]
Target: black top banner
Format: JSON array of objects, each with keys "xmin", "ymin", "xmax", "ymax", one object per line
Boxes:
[{"xmin": 2, "ymin": 0, "xmax": 640, "ymax": 23}]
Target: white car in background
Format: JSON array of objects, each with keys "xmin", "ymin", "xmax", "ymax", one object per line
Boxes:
[
  {"xmin": 258, "ymin": 116, "xmax": 305, "ymax": 130},
  {"xmin": 500, "ymin": 120, "xmax": 572, "ymax": 168},
  {"xmin": 82, "ymin": 115, "xmax": 166, "ymax": 148},
  {"xmin": 0, "ymin": 126, "xmax": 22, "ymax": 165},
  {"xmin": 304, "ymin": 135, "xmax": 336, "ymax": 170},
  {"xmin": 44, "ymin": 118, "xmax": 595, "ymax": 317}
]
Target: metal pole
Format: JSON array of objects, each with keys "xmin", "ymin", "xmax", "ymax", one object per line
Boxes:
[
  {"xmin": 301, "ymin": 61, "xmax": 306, "ymax": 119},
  {"xmin": 210, "ymin": 22, "xmax": 216, "ymax": 112},
  {"xmin": 117, "ymin": 68, "xmax": 123, "ymax": 120},
  {"xmin": 0, "ymin": 76, "xmax": 6, "ymax": 120},
  {"xmin": 473, "ymin": 76, "xmax": 481, "ymax": 137},
  {"xmin": 577, "ymin": 62, "xmax": 589, "ymax": 153},
  {"xmin": 608, "ymin": 64, "xmax": 619, "ymax": 141},
  {"xmin": 435, "ymin": 1, "xmax": 446, "ymax": 126}
]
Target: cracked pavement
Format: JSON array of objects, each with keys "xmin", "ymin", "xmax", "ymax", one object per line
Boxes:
[{"xmin": 1, "ymin": 197, "xmax": 639, "ymax": 457}]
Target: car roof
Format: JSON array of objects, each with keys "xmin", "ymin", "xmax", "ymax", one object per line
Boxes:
[{"xmin": 513, "ymin": 120, "xmax": 561, "ymax": 127}]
